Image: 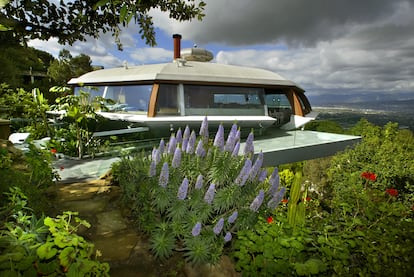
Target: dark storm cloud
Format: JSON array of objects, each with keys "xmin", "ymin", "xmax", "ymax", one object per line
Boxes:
[{"xmin": 173, "ymin": 0, "xmax": 410, "ymax": 47}]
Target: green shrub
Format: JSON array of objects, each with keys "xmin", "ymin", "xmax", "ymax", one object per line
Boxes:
[
  {"xmin": 0, "ymin": 143, "xmax": 56, "ymax": 214},
  {"xmin": 0, "ymin": 187, "xmax": 110, "ymax": 276},
  {"xmin": 113, "ymin": 118, "xmax": 286, "ymax": 265}
]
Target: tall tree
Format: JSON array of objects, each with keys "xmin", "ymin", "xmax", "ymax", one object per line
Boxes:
[
  {"xmin": 0, "ymin": 0, "xmax": 206, "ymax": 48},
  {"xmin": 47, "ymin": 49, "xmax": 93, "ymax": 86}
]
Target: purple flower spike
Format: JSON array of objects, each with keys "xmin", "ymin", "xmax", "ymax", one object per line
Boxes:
[
  {"xmin": 224, "ymin": 232, "xmax": 232, "ymax": 242},
  {"xmin": 176, "ymin": 128, "xmax": 183, "ymax": 144},
  {"xmin": 151, "ymin": 147, "xmax": 157, "ymax": 161},
  {"xmin": 172, "ymin": 146, "xmax": 182, "ymax": 168},
  {"xmin": 249, "ymin": 190, "xmax": 265, "ymax": 212},
  {"xmin": 235, "ymin": 129, "xmax": 241, "ymax": 143},
  {"xmin": 199, "ymin": 116, "xmax": 209, "ymax": 142},
  {"xmin": 186, "ymin": 131, "xmax": 196, "ymax": 154},
  {"xmin": 149, "ymin": 160, "xmax": 156, "ymax": 177},
  {"xmin": 249, "ymin": 151, "xmax": 263, "ymax": 181},
  {"xmin": 213, "ymin": 124, "xmax": 225, "ymax": 151},
  {"xmin": 269, "ymin": 167, "xmax": 279, "ymax": 185},
  {"xmin": 196, "ymin": 139, "xmax": 206, "ymax": 157},
  {"xmin": 213, "ymin": 218, "xmax": 224, "ymax": 234},
  {"xmin": 228, "ymin": 211, "xmax": 238, "ymax": 224},
  {"xmin": 183, "ymin": 125, "xmax": 191, "ymax": 140},
  {"xmin": 177, "ymin": 178, "xmax": 189, "ymax": 200},
  {"xmin": 268, "ymin": 168, "xmax": 280, "ymax": 196},
  {"xmin": 192, "ymin": 222, "xmax": 202, "ymax": 237},
  {"xmin": 159, "ymin": 162, "xmax": 169, "ymax": 188},
  {"xmin": 258, "ymin": 169, "xmax": 267, "ymax": 182},
  {"xmin": 224, "ymin": 124, "xmax": 238, "ymax": 152},
  {"xmin": 204, "ymin": 183, "xmax": 216, "ymax": 204},
  {"xmin": 235, "ymin": 159, "xmax": 252, "ymax": 186},
  {"xmin": 244, "ymin": 131, "xmax": 254, "ymax": 157},
  {"xmin": 168, "ymin": 135, "xmax": 177, "ymax": 155},
  {"xmin": 267, "ymin": 187, "xmax": 286, "ymax": 209},
  {"xmin": 195, "ymin": 174, "xmax": 204, "ymax": 190},
  {"xmin": 232, "ymin": 142, "xmax": 240, "ymax": 157},
  {"xmin": 159, "ymin": 139, "xmax": 165, "ymax": 155},
  {"xmin": 182, "ymin": 138, "xmax": 188, "ymax": 152}
]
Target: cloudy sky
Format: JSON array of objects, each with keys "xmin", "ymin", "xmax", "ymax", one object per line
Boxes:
[{"xmin": 29, "ymin": 0, "xmax": 414, "ymax": 103}]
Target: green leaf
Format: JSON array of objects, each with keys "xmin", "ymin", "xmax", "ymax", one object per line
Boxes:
[
  {"xmin": 59, "ymin": 246, "xmax": 76, "ymax": 268},
  {"xmin": 37, "ymin": 242, "xmax": 58, "ymax": 260},
  {"xmin": 54, "ymin": 233, "xmax": 74, "ymax": 248}
]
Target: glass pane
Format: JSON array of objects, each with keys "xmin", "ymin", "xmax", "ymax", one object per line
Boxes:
[
  {"xmin": 264, "ymin": 94, "xmax": 291, "ymax": 108},
  {"xmin": 156, "ymin": 84, "xmax": 179, "ymax": 115},
  {"xmin": 76, "ymin": 85, "xmax": 152, "ymax": 112}
]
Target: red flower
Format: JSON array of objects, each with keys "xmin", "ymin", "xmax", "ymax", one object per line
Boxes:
[
  {"xmin": 282, "ymin": 199, "xmax": 288, "ymax": 204},
  {"xmin": 361, "ymin": 172, "xmax": 377, "ymax": 181},
  {"xmin": 267, "ymin": 216, "xmax": 274, "ymax": 224},
  {"xmin": 50, "ymin": 148, "xmax": 57, "ymax": 154},
  {"xmin": 304, "ymin": 197, "xmax": 311, "ymax": 202},
  {"xmin": 385, "ymin": 188, "xmax": 398, "ymax": 197}
]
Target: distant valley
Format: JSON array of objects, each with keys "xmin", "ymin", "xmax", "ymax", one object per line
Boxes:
[{"xmin": 311, "ymin": 98, "xmax": 414, "ymax": 131}]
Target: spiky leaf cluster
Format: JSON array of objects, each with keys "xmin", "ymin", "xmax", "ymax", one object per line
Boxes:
[{"xmin": 116, "ymin": 117, "xmax": 286, "ymax": 264}]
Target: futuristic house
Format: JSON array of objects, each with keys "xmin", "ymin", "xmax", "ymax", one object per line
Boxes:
[
  {"xmin": 67, "ymin": 34, "xmax": 360, "ymax": 165},
  {"xmin": 68, "ymin": 34, "xmax": 316, "ymax": 137}
]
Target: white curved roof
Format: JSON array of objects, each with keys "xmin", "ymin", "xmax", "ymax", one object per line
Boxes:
[{"xmin": 68, "ymin": 61, "xmax": 303, "ymax": 91}]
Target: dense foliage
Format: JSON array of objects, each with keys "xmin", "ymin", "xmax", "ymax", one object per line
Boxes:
[
  {"xmin": 47, "ymin": 49, "xmax": 93, "ymax": 86},
  {"xmin": 0, "ymin": 187, "xmax": 110, "ymax": 276},
  {"xmin": 112, "ymin": 118, "xmax": 286, "ymax": 264},
  {"xmin": 232, "ymin": 119, "xmax": 414, "ymax": 276},
  {"xmin": 0, "ymin": 140, "xmax": 56, "ymax": 214},
  {"xmin": 1, "ymin": 0, "xmax": 205, "ymax": 47}
]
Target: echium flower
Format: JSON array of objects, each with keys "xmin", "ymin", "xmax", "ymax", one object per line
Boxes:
[
  {"xmin": 213, "ymin": 124, "xmax": 225, "ymax": 151},
  {"xmin": 232, "ymin": 141, "xmax": 240, "ymax": 157},
  {"xmin": 177, "ymin": 178, "xmax": 189, "ymax": 200},
  {"xmin": 235, "ymin": 129, "xmax": 241, "ymax": 143},
  {"xmin": 172, "ymin": 146, "xmax": 182, "ymax": 168},
  {"xmin": 213, "ymin": 218, "xmax": 224, "ymax": 234},
  {"xmin": 204, "ymin": 183, "xmax": 216, "ymax": 204},
  {"xmin": 249, "ymin": 151, "xmax": 263, "ymax": 181},
  {"xmin": 183, "ymin": 125, "xmax": 191, "ymax": 140},
  {"xmin": 268, "ymin": 168, "xmax": 280, "ymax": 196},
  {"xmin": 195, "ymin": 174, "xmax": 204, "ymax": 190},
  {"xmin": 244, "ymin": 131, "xmax": 254, "ymax": 157},
  {"xmin": 149, "ymin": 160, "xmax": 156, "ymax": 177},
  {"xmin": 258, "ymin": 169, "xmax": 267, "ymax": 182},
  {"xmin": 151, "ymin": 147, "xmax": 157, "ymax": 161},
  {"xmin": 159, "ymin": 162, "xmax": 169, "ymax": 188},
  {"xmin": 167, "ymin": 135, "xmax": 177, "ymax": 155},
  {"xmin": 196, "ymin": 139, "xmax": 206, "ymax": 157},
  {"xmin": 192, "ymin": 222, "xmax": 202, "ymax": 236},
  {"xmin": 250, "ymin": 190, "xmax": 265, "ymax": 212},
  {"xmin": 235, "ymin": 159, "xmax": 252, "ymax": 186},
  {"xmin": 199, "ymin": 116, "xmax": 209, "ymax": 142},
  {"xmin": 228, "ymin": 211, "xmax": 238, "ymax": 224},
  {"xmin": 182, "ymin": 125, "xmax": 191, "ymax": 151},
  {"xmin": 267, "ymin": 187, "xmax": 286, "ymax": 209},
  {"xmin": 224, "ymin": 123, "xmax": 238, "ymax": 152},
  {"xmin": 186, "ymin": 130, "xmax": 197, "ymax": 154},
  {"xmin": 176, "ymin": 128, "xmax": 183, "ymax": 144},
  {"xmin": 159, "ymin": 139, "xmax": 165, "ymax": 155},
  {"xmin": 224, "ymin": 232, "xmax": 232, "ymax": 242}
]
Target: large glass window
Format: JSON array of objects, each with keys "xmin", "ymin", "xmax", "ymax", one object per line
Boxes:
[
  {"xmin": 75, "ymin": 85, "xmax": 152, "ymax": 113},
  {"xmin": 183, "ymin": 85, "xmax": 265, "ymax": 116},
  {"xmin": 264, "ymin": 91, "xmax": 292, "ymax": 125}
]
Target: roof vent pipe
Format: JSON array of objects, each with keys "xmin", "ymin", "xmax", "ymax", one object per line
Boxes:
[{"xmin": 173, "ymin": 34, "xmax": 182, "ymax": 60}]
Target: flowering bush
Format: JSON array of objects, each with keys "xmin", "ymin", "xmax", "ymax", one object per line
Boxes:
[{"xmin": 113, "ymin": 118, "xmax": 286, "ymax": 264}]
